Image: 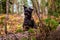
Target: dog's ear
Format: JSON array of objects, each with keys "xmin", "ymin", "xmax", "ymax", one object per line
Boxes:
[
  {"xmin": 23, "ymin": 5, "xmax": 27, "ymax": 9},
  {"xmin": 31, "ymin": 9, "xmax": 33, "ymax": 11},
  {"xmin": 29, "ymin": 7, "xmax": 33, "ymax": 11},
  {"xmin": 59, "ymin": 22, "xmax": 60, "ymax": 24}
]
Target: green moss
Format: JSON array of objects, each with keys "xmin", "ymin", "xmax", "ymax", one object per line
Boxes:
[
  {"xmin": 21, "ymin": 37, "xmax": 28, "ymax": 40},
  {"xmin": 28, "ymin": 28, "xmax": 35, "ymax": 33},
  {"xmin": 15, "ymin": 29, "xmax": 23, "ymax": 33},
  {"xmin": 32, "ymin": 37, "xmax": 36, "ymax": 40}
]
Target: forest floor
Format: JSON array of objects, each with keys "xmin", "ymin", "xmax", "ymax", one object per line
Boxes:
[
  {"xmin": 0, "ymin": 13, "xmax": 40, "ymax": 33},
  {"xmin": 0, "ymin": 14, "xmax": 60, "ymax": 40},
  {"xmin": 0, "ymin": 13, "xmax": 47, "ymax": 40}
]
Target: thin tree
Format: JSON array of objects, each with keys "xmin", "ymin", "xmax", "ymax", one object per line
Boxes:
[
  {"xmin": 0, "ymin": 0, "xmax": 2, "ymax": 14},
  {"xmin": 4, "ymin": 0, "xmax": 9, "ymax": 34}
]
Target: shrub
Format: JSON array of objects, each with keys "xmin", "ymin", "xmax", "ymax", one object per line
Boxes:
[
  {"xmin": 15, "ymin": 29, "xmax": 23, "ymax": 33},
  {"xmin": 32, "ymin": 37, "xmax": 36, "ymax": 40},
  {"xmin": 21, "ymin": 37, "xmax": 28, "ymax": 40},
  {"xmin": 44, "ymin": 18, "xmax": 59, "ymax": 30},
  {"xmin": 0, "ymin": 16, "xmax": 5, "ymax": 24},
  {"xmin": 28, "ymin": 28, "xmax": 35, "ymax": 33}
]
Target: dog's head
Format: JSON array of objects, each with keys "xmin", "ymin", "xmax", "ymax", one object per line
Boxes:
[{"xmin": 23, "ymin": 5, "xmax": 33, "ymax": 14}]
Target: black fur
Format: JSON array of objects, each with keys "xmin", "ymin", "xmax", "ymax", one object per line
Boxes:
[{"xmin": 23, "ymin": 6, "xmax": 36, "ymax": 31}]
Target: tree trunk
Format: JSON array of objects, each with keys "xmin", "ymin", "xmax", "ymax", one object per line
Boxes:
[
  {"xmin": 31, "ymin": 0, "xmax": 49, "ymax": 40},
  {"xmin": 12, "ymin": 0, "xmax": 14, "ymax": 14},
  {"xmin": 4, "ymin": 0, "xmax": 9, "ymax": 34},
  {"xmin": 31, "ymin": 0, "xmax": 41, "ymax": 19},
  {"xmin": 0, "ymin": 0, "xmax": 2, "ymax": 14}
]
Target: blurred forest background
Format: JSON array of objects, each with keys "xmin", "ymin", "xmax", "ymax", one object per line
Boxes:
[{"xmin": 0, "ymin": 0, "xmax": 60, "ymax": 40}]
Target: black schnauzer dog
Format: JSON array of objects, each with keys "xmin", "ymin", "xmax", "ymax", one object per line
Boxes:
[{"xmin": 23, "ymin": 6, "xmax": 37, "ymax": 31}]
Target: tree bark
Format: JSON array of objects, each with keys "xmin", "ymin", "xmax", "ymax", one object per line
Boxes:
[{"xmin": 5, "ymin": 0, "xmax": 9, "ymax": 34}]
